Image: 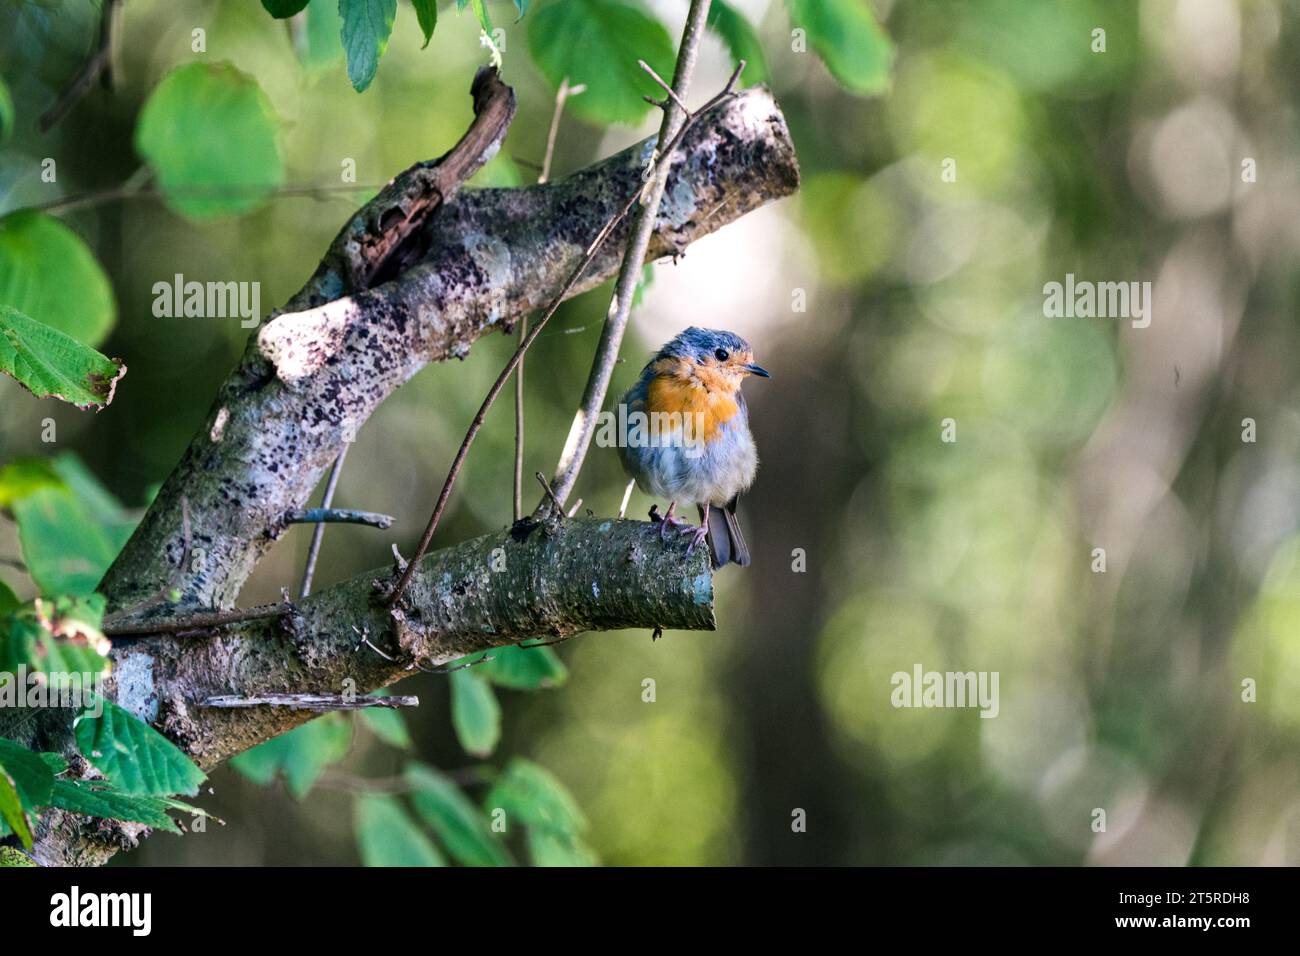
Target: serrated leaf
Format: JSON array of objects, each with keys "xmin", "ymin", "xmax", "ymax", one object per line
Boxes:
[
  {"xmin": 527, "ymin": 0, "xmax": 676, "ymax": 125},
  {"xmin": 135, "ymin": 62, "xmax": 285, "ymax": 219},
  {"xmin": 0, "ymin": 764, "xmax": 34, "ymax": 849},
  {"xmin": 450, "ymin": 669, "xmax": 500, "ymax": 757},
  {"xmin": 75, "ymin": 697, "xmax": 205, "ymax": 797},
  {"xmin": 788, "ymin": 0, "xmax": 894, "ymax": 95},
  {"xmin": 483, "ymin": 758, "xmax": 585, "ymax": 836},
  {"xmin": 340, "ymin": 0, "xmax": 398, "ymax": 92},
  {"xmin": 479, "ymin": 644, "xmax": 567, "ymax": 689},
  {"xmin": 527, "ymin": 826, "xmax": 598, "ymax": 866},
  {"xmin": 229, "ymin": 712, "xmax": 352, "ymax": 799},
  {"xmin": 412, "ymin": 0, "xmax": 437, "ymax": 47},
  {"xmin": 0, "ymin": 306, "xmax": 125, "ymax": 410},
  {"xmin": 262, "ymin": 0, "xmax": 311, "ymax": 17},
  {"xmin": 404, "ymin": 763, "xmax": 511, "ymax": 866},
  {"xmin": 354, "ymin": 794, "xmax": 446, "ymax": 866},
  {"xmin": 708, "ymin": 1, "xmax": 769, "ymax": 85},
  {"xmin": 49, "ymin": 779, "xmax": 182, "ymax": 833},
  {"xmin": 0, "ymin": 737, "xmax": 55, "ymax": 808},
  {"xmin": 0, "ymin": 209, "xmax": 115, "ymax": 348}
]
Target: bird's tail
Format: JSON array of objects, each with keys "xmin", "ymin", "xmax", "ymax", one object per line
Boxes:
[{"xmin": 702, "ymin": 496, "xmax": 750, "ymax": 569}]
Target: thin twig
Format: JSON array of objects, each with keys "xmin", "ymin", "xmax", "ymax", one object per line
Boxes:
[
  {"xmin": 300, "ymin": 446, "xmax": 349, "ymax": 599},
  {"xmin": 543, "ymin": 6, "xmax": 734, "ymax": 512},
  {"xmin": 201, "ymin": 693, "xmax": 418, "ymax": 711},
  {"xmin": 535, "ymin": 471, "xmax": 566, "ymax": 514},
  {"xmin": 32, "ymin": 180, "xmax": 385, "ymax": 216},
  {"xmin": 39, "ymin": 0, "xmax": 121, "ymax": 132},
  {"xmin": 385, "ymin": 6, "xmax": 732, "ymax": 608},
  {"xmin": 286, "ymin": 506, "xmax": 392, "ymax": 530},
  {"xmin": 102, "ymin": 602, "xmax": 292, "ymax": 637}
]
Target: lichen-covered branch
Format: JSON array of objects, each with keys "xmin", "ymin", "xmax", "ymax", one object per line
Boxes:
[
  {"xmin": 26, "ymin": 518, "xmax": 713, "ymax": 866},
  {"xmin": 13, "ymin": 70, "xmax": 798, "ymax": 866},
  {"xmin": 100, "ymin": 83, "xmax": 798, "ymax": 614}
]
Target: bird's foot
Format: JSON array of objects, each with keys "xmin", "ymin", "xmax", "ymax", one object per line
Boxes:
[
  {"xmin": 683, "ymin": 523, "xmax": 709, "ymax": 556},
  {"xmin": 649, "ymin": 502, "xmax": 689, "ymax": 542}
]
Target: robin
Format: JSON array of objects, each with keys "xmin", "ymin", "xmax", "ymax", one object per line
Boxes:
[{"xmin": 618, "ymin": 327, "xmax": 769, "ymax": 569}]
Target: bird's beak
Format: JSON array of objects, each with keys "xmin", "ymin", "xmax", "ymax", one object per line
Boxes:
[{"xmin": 744, "ymin": 363, "xmax": 771, "ymax": 378}]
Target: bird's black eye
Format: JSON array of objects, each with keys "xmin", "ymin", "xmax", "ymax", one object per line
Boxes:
[{"xmin": 714, "ymin": 348, "xmax": 729, "ymax": 362}]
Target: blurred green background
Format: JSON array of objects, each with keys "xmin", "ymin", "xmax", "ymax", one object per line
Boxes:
[{"xmin": 3, "ymin": 0, "xmax": 1300, "ymax": 865}]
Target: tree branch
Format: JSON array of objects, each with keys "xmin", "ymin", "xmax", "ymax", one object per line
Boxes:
[{"xmin": 12, "ymin": 68, "xmax": 798, "ymax": 866}]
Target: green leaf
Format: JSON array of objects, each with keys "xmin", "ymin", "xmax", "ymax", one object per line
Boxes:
[
  {"xmin": 450, "ymin": 669, "xmax": 500, "ymax": 757},
  {"xmin": 354, "ymin": 794, "xmax": 446, "ymax": 866},
  {"xmin": 788, "ymin": 0, "xmax": 894, "ymax": 95},
  {"xmin": 0, "ymin": 211, "xmax": 116, "ymax": 347},
  {"xmin": 357, "ymin": 691, "xmax": 411, "ymax": 749},
  {"xmin": 48, "ymin": 779, "xmax": 182, "ymax": 833},
  {"xmin": 708, "ymin": 1, "xmax": 769, "ymax": 85},
  {"xmin": 404, "ymin": 763, "xmax": 511, "ymax": 866},
  {"xmin": 479, "ymin": 644, "xmax": 567, "ymax": 689},
  {"xmin": 0, "ymin": 306, "xmax": 125, "ymax": 410},
  {"xmin": 0, "ymin": 77, "xmax": 14, "ymax": 145},
  {"xmin": 483, "ymin": 758, "xmax": 585, "ymax": 836},
  {"xmin": 135, "ymin": 62, "xmax": 285, "ymax": 219},
  {"xmin": 0, "ymin": 737, "xmax": 55, "ymax": 808},
  {"xmin": 75, "ymin": 697, "xmax": 206, "ymax": 797},
  {"xmin": 470, "ymin": 0, "xmax": 492, "ymax": 34},
  {"xmin": 339, "ymin": 0, "xmax": 398, "ymax": 93},
  {"xmin": 0, "ymin": 579, "xmax": 18, "ymax": 616},
  {"xmin": 0, "ymin": 457, "xmax": 61, "ymax": 507},
  {"xmin": 527, "ymin": 0, "xmax": 676, "ymax": 125},
  {"xmin": 0, "ymin": 593, "xmax": 112, "ymax": 680},
  {"xmin": 262, "ymin": 0, "xmax": 310, "ymax": 16},
  {"xmin": 297, "ymin": 0, "xmax": 345, "ymax": 70},
  {"xmin": 0, "ymin": 764, "xmax": 34, "ymax": 850},
  {"xmin": 14, "ymin": 489, "xmax": 128, "ymax": 596},
  {"xmin": 229, "ymin": 712, "xmax": 352, "ymax": 799},
  {"xmin": 411, "ymin": 0, "xmax": 437, "ymax": 48},
  {"xmin": 527, "ymin": 826, "xmax": 598, "ymax": 866}
]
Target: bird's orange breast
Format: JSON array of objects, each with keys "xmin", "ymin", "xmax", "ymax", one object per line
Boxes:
[{"xmin": 645, "ymin": 369, "xmax": 740, "ymax": 442}]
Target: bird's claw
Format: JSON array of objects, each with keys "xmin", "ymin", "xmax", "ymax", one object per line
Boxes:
[{"xmin": 683, "ymin": 524, "xmax": 709, "ymax": 556}]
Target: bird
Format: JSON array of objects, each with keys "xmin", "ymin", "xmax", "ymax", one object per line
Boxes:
[{"xmin": 617, "ymin": 327, "xmax": 769, "ymax": 569}]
